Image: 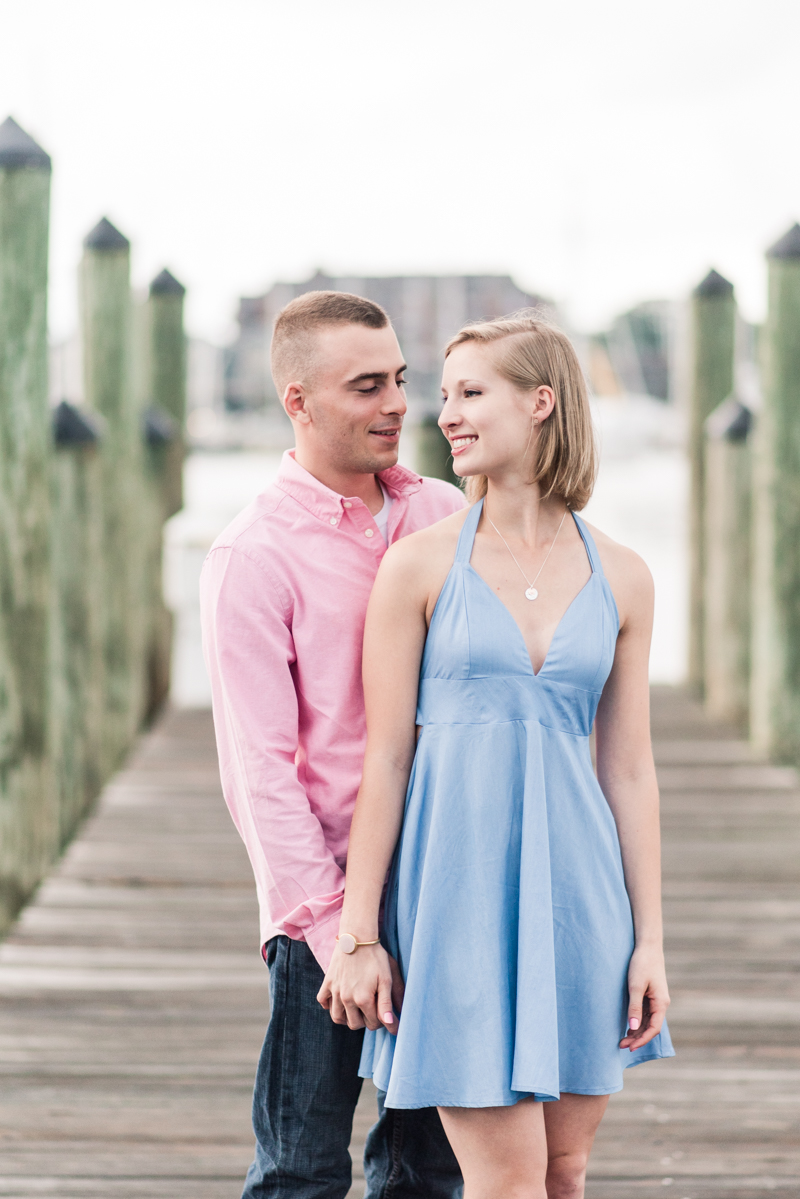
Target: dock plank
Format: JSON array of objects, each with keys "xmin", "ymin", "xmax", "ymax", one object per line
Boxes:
[
  {"xmin": 581, "ymin": 688, "xmax": 800, "ymax": 1198},
  {"xmin": 0, "ymin": 690, "xmax": 798, "ymax": 1198},
  {"xmin": 0, "ymin": 711, "xmax": 274, "ymax": 1199}
]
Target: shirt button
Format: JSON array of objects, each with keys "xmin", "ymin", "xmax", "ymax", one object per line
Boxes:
[
  {"xmin": 364, "ymin": 528, "xmax": 374, "ymax": 538},
  {"xmin": 343, "ymin": 501, "xmax": 352, "ymax": 508},
  {"xmin": 329, "ymin": 517, "xmax": 337, "ymax": 525}
]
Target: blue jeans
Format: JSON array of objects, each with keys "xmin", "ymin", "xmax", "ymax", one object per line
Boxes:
[{"xmin": 242, "ymin": 935, "xmax": 463, "ymax": 1199}]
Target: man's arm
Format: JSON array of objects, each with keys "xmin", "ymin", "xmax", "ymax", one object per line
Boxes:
[{"xmin": 200, "ymin": 542, "xmax": 345, "ymax": 969}]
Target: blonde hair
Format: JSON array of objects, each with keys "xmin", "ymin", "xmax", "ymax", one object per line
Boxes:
[
  {"xmin": 444, "ymin": 311, "xmax": 597, "ymax": 510},
  {"xmin": 271, "ymin": 290, "xmax": 389, "ymax": 393}
]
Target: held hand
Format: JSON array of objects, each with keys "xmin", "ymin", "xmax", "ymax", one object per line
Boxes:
[
  {"xmin": 620, "ymin": 944, "xmax": 670, "ymax": 1052},
  {"xmin": 317, "ymin": 944, "xmax": 399, "ymax": 1035},
  {"xmin": 389, "ymin": 953, "xmax": 405, "ymax": 1019}
]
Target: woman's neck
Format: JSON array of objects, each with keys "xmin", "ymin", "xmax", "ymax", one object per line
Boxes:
[{"xmin": 481, "ymin": 478, "xmax": 566, "ymax": 546}]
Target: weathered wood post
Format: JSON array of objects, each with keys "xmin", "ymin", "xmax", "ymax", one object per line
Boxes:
[
  {"xmin": 80, "ymin": 217, "xmax": 145, "ymax": 772},
  {"xmin": 750, "ymin": 224, "xmax": 800, "ymax": 760},
  {"xmin": 416, "ymin": 414, "xmax": 458, "ymax": 485},
  {"xmin": 688, "ymin": 269, "xmax": 736, "ymax": 696},
  {"xmin": 144, "ymin": 267, "xmax": 186, "ymax": 712},
  {"xmin": 0, "ymin": 118, "xmax": 54, "ymax": 927},
  {"xmin": 49, "ymin": 403, "xmax": 104, "ymax": 843},
  {"xmin": 703, "ymin": 398, "xmax": 752, "ymax": 724},
  {"xmin": 148, "ymin": 268, "xmax": 186, "ymax": 517}
]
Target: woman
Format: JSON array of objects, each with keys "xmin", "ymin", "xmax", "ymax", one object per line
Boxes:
[{"xmin": 318, "ymin": 314, "xmax": 674, "ymax": 1198}]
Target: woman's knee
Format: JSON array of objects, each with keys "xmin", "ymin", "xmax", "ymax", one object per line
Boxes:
[{"xmin": 545, "ymin": 1148, "xmax": 589, "ymax": 1197}]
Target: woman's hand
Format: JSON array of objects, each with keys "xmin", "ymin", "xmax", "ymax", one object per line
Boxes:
[
  {"xmin": 317, "ymin": 944, "xmax": 404, "ymax": 1035},
  {"xmin": 620, "ymin": 943, "xmax": 670, "ymax": 1051}
]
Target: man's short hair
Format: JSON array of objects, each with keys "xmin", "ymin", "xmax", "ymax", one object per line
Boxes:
[{"xmin": 271, "ymin": 291, "xmax": 389, "ymax": 395}]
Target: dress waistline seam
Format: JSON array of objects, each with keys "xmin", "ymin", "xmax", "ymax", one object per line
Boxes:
[
  {"xmin": 420, "ymin": 675, "xmax": 603, "ymax": 696},
  {"xmin": 417, "ymin": 718, "xmax": 591, "ymax": 737}
]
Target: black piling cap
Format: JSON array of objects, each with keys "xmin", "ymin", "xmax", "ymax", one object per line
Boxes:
[
  {"xmin": 84, "ymin": 217, "xmax": 130, "ymax": 252},
  {"xmin": 150, "ymin": 268, "xmax": 186, "ymax": 297},
  {"xmin": 0, "ymin": 116, "xmax": 51, "ymax": 170},
  {"xmin": 694, "ymin": 268, "xmax": 734, "ymax": 298},
  {"xmin": 53, "ymin": 401, "xmax": 101, "ymax": 446},
  {"xmin": 705, "ymin": 396, "xmax": 753, "ymax": 444},
  {"xmin": 767, "ymin": 223, "xmax": 800, "ymax": 260},
  {"xmin": 144, "ymin": 406, "xmax": 178, "ymax": 446}
]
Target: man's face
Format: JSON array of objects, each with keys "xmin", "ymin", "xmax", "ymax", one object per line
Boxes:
[{"xmin": 297, "ymin": 324, "xmax": 408, "ymax": 474}]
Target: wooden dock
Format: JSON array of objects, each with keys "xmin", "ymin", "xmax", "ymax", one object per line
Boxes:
[{"xmin": 0, "ymin": 690, "xmax": 798, "ymax": 1197}]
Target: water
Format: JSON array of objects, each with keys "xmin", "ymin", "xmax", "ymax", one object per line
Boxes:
[
  {"xmin": 165, "ymin": 399, "xmax": 687, "ymax": 707},
  {"xmin": 164, "ymin": 450, "xmax": 286, "ymax": 708},
  {"xmin": 581, "ymin": 395, "xmax": 687, "ymax": 685}
]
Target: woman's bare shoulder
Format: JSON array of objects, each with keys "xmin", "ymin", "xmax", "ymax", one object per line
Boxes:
[
  {"xmin": 374, "ymin": 507, "xmax": 473, "ymax": 610},
  {"xmin": 580, "ymin": 518, "xmax": 653, "ymax": 620}
]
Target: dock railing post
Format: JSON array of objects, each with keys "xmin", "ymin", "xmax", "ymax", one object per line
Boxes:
[
  {"xmin": 750, "ymin": 223, "xmax": 800, "ymax": 760},
  {"xmin": 0, "ymin": 118, "xmax": 54, "ymax": 927},
  {"xmin": 688, "ymin": 269, "xmax": 736, "ymax": 697},
  {"xmin": 148, "ymin": 268, "xmax": 186, "ymax": 518},
  {"xmin": 703, "ymin": 397, "xmax": 753, "ymax": 724},
  {"xmin": 143, "ymin": 267, "xmax": 186, "ymax": 712},
  {"xmin": 49, "ymin": 398, "xmax": 103, "ymax": 846},
  {"xmin": 80, "ymin": 217, "xmax": 146, "ymax": 773}
]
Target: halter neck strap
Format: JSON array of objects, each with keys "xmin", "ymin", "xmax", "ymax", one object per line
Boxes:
[
  {"xmin": 572, "ymin": 512, "xmax": 603, "ymax": 575},
  {"xmin": 455, "ymin": 500, "xmax": 604, "ymax": 578},
  {"xmin": 454, "ymin": 499, "xmax": 484, "ymax": 564}
]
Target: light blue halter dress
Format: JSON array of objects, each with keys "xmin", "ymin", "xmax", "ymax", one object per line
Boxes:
[{"xmin": 360, "ymin": 499, "xmax": 674, "ymax": 1109}]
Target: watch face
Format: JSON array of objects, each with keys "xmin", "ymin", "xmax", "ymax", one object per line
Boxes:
[{"xmin": 339, "ymin": 933, "xmax": 357, "ymax": 954}]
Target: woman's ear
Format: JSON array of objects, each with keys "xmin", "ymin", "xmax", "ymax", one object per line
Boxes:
[{"xmin": 532, "ymin": 385, "xmax": 555, "ymax": 424}]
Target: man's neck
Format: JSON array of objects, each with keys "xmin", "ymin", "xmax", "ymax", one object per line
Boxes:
[{"xmin": 293, "ymin": 447, "xmax": 385, "ymax": 516}]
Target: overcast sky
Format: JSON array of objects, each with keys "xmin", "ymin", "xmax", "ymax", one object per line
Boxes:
[{"xmin": 2, "ymin": 0, "xmax": 799, "ymax": 342}]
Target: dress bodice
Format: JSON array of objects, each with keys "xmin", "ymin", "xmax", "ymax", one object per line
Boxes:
[{"xmin": 417, "ymin": 499, "xmax": 620, "ymax": 737}]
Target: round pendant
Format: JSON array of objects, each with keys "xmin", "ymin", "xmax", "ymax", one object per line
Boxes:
[{"xmin": 525, "ymin": 586, "xmax": 539, "ymax": 601}]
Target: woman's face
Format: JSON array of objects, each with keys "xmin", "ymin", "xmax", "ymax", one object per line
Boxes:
[{"xmin": 439, "ymin": 343, "xmax": 553, "ymax": 483}]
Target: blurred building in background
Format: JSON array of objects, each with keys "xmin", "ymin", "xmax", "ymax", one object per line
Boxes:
[
  {"xmin": 591, "ymin": 300, "xmax": 678, "ymax": 402},
  {"xmin": 222, "ymin": 271, "xmax": 550, "ymax": 417}
]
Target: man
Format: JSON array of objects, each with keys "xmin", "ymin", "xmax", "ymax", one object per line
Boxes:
[{"xmin": 200, "ymin": 291, "xmax": 465, "ymax": 1199}]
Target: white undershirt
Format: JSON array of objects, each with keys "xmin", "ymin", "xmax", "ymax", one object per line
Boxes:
[{"xmin": 373, "ymin": 484, "xmax": 394, "ymax": 544}]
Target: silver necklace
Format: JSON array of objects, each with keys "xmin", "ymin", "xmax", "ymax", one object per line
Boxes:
[{"xmin": 485, "ymin": 505, "xmax": 568, "ymax": 601}]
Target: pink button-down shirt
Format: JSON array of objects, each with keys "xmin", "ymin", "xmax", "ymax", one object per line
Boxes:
[{"xmin": 200, "ymin": 450, "xmax": 465, "ymax": 969}]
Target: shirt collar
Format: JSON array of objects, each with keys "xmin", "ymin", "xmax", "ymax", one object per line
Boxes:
[{"xmin": 275, "ymin": 449, "xmax": 422, "ymax": 523}]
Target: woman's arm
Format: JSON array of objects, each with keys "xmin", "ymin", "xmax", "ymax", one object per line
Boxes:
[
  {"xmin": 594, "ymin": 547, "xmax": 670, "ymax": 1052},
  {"xmin": 316, "ymin": 536, "xmax": 432, "ymax": 1035}
]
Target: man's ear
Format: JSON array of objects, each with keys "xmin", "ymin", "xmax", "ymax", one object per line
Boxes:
[{"xmin": 283, "ymin": 383, "xmax": 312, "ymax": 425}]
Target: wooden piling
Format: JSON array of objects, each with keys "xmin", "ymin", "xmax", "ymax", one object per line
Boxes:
[
  {"xmin": 0, "ymin": 127, "xmax": 185, "ymax": 936},
  {"xmin": 148, "ymin": 268, "xmax": 186, "ymax": 517},
  {"xmin": 703, "ymin": 398, "xmax": 752, "ymax": 724},
  {"xmin": 750, "ymin": 223, "xmax": 800, "ymax": 760},
  {"xmin": 80, "ymin": 218, "xmax": 146, "ymax": 773},
  {"xmin": 0, "ymin": 118, "xmax": 54, "ymax": 928},
  {"xmin": 143, "ymin": 268, "xmax": 186, "ymax": 712},
  {"xmin": 688, "ymin": 269, "xmax": 736, "ymax": 696},
  {"xmin": 49, "ymin": 406, "xmax": 105, "ymax": 845}
]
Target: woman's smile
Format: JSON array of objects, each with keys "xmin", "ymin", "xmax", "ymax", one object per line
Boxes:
[{"xmin": 449, "ymin": 434, "xmax": 478, "ymax": 455}]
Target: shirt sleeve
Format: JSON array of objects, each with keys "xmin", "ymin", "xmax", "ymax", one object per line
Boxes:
[{"xmin": 200, "ymin": 543, "xmax": 344, "ymax": 971}]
